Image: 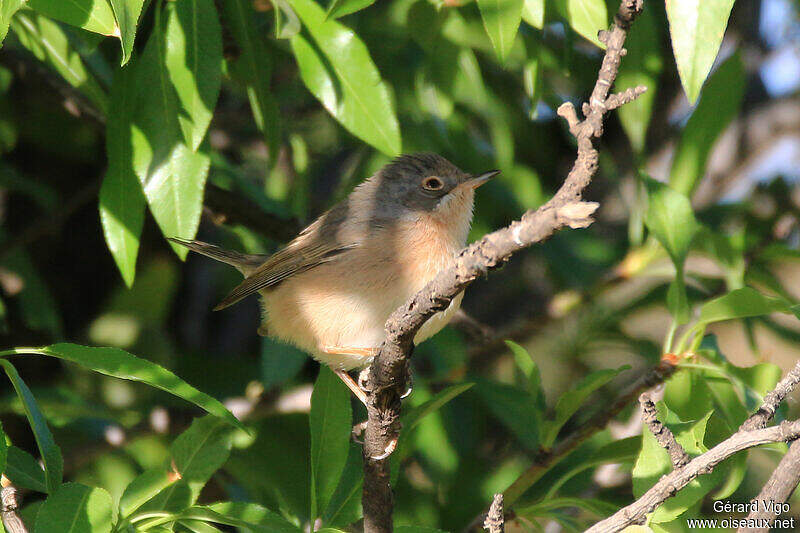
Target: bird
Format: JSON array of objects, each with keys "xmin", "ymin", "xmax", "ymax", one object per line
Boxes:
[{"xmin": 170, "ymin": 153, "xmax": 498, "ymax": 402}]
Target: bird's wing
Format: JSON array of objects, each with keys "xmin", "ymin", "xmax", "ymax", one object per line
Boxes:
[
  {"xmin": 213, "ymin": 238, "xmax": 357, "ymax": 310},
  {"xmin": 168, "ymin": 238, "xmax": 267, "ymax": 275}
]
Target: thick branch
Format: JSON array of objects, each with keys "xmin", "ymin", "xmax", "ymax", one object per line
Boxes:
[
  {"xmin": 483, "ymin": 494, "xmax": 504, "ymax": 533},
  {"xmin": 587, "ymin": 420, "xmax": 800, "ymax": 533},
  {"xmin": 360, "ymin": 3, "xmax": 646, "ymax": 531},
  {"xmin": 738, "ymin": 439, "xmax": 800, "ymax": 533},
  {"xmin": 740, "ymin": 360, "xmax": 800, "ymax": 431},
  {"xmin": 640, "ymin": 392, "xmax": 689, "ymax": 468},
  {"xmin": 1, "ymin": 477, "xmax": 28, "ymax": 533}
]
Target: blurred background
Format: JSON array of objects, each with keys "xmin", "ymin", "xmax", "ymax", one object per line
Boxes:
[{"xmin": 2, "ymin": 0, "xmax": 800, "ymax": 530}]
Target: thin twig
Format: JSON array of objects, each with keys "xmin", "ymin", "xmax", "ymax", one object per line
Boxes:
[
  {"xmin": 587, "ymin": 420, "xmax": 800, "ymax": 532},
  {"xmin": 639, "ymin": 392, "xmax": 689, "ymax": 468},
  {"xmin": 483, "ymin": 494, "xmax": 504, "ymax": 533},
  {"xmin": 737, "ymin": 439, "xmax": 800, "ymax": 533},
  {"xmin": 361, "ymin": 1, "xmax": 646, "ymax": 531}
]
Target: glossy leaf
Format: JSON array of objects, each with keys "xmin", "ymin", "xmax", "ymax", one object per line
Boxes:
[
  {"xmin": 616, "ymin": 5, "xmax": 662, "ymax": 154},
  {"xmin": 327, "ymin": 0, "xmax": 375, "ymax": 19},
  {"xmin": 696, "ymin": 288, "xmax": 799, "ymax": 328},
  {"xmin": 221, "ymin": 0, "xmax": 280, "ymax": 153},
  {"xmin": 27, "ymin": 0, "xmax": 118, "ymax": 36},
  {"xmin": 5, "ymin": 344, "xmax": 243, "ymax": 430},
  {"xmin": 477, "ymin": 0, "xmax": 524, "ymax": 63},
  {"xmin": 119, "ymin": 468, "xmax": 178, "ymax": 517},
  {"xmin": 0, "ymin": 359, "xmax": 63, "ymax": 493},
  {"xmin": 207, "ymin": 502, "xmax": 302, "ymax": 533},
  {"xmin": 0, "ymin": 0, "xmax": 25, "ymax": 46},
  {"xmin": 130, "ymin": 12, "xmax": 210, "ymax": 257},
  {"xmin": 35, "ymin": 482, "xmax": 113, "ymax": 533},
  {"xmin": 164, "ymin": 0, "xmax": 222, "ymax": 151},
  {"xmin": 543, "ymin": 365, "xmax": 629, "ymax": 448},
  {"xmin": 666, "ymin": 0, "xmax": 735, "ymax": 103},
  {"xmin": 288, "ymin": 0, "xmax": 401, "ymax": 156},
  {"xmin": 554, "ymin": 0, "xmax": 607, "ymax": 48},
  {"xmin": 110, "ymin": 0, "xmax": 145, "ymax": 65},
  {"xmin": 11, "ymin": 10, "xmax": 109, "ymax": 114},
  {"xmin": 310, "ymin": 366, "xmax": 352, "ymax": 519},
  {"xmin": 100, "ymin": 64, "xmax": 145, "ymax": 287},
  {"xmin": 143, "ymin": 417, "xmax": 232, "ymax": 513},
  {"xmin": 521, "ymin": 0, "xmax": 544, "ymax": 29},
  {"xmin": 669, "ymin": 53, "xmax": 744, "ymax": 196},
  {"xmin": 5, "ymin": 446, "xmax": 48, "ymax": 493}
]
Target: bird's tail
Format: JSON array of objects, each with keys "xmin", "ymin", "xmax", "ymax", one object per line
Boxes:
[{"xmin": 168, "ymin": 238, "xmax": 266, "ymax": 276}]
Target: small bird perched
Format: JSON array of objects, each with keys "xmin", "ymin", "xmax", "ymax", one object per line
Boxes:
[{"xmin": 171, "ymin": 153, "xmax": 498, "ymax": 401}]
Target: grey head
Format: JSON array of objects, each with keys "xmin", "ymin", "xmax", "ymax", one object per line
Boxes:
[{"xmin": 365, "ymin": 153, "xmax": 499, "ymax": 214}]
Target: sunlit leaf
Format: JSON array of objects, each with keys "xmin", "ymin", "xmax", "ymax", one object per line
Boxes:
[
  {"xmin": 0, "ymin": 0, "xmax": 25, "ymax": 46},
  {"xmin": 696, "ymin": 287, "xmax": 798, "ymax": 328},
  {"xmin": 310, "ymin": 366, "xmax": 352, "ymax": 519},
  {"xmin": 109, "ymin": 0, "xmax": 145, "ymax": 65},
  {"xmin": 554, "ymin": 0, "xmax": 607, "ymax": 48},
  {"xmin": 288, "ymin": 0, "xmax": 401, "ymax": 156},
  {"xmin": 3, "ymin": 344, "xmax": 244, "ymax": 430},
  {"xmin": 100, "ymin": 64, "xmax": 145, "ymax": 287},
  {"xmin": 666, "ymin": 0, "xmax": 735, "ymax": 103},
  {"xmin": 119, "ymin": 468, "xmax": 178, "ymax": 518},
  {"xmin": 669, "ymin": 53, "xmax": 744, "ymax": 196},
  {"xmin": 11, "ymin": 10, "xmax": 108, "ymax": 114},
  {"xmin": 401, "ymin": 382, "xmax": 474, "ymax": 432},
  {"xmin": 35, "ymin": 483, "xmax": 113, "ymax": 533},
  {"xmin": 164, "ymin": 0, "xmax": 222, "ymax": 151},
  {"xmin": 521, "ymin": 0, "xmax": 544, "ymax": 29},
  {"xmin": 327, "ymin": 0, "xmax": 374, "ymax": 19},
  {"xmin": 0, "ymin": 359, "xmax": 63, "ymax": 493},
  {"xmin": 477, "ymin": 0, "xmax": 524, "ymax": 63},
  {"xmin": 27, "ymin": 0, "xmax": 118, "ymax": 36},
  {"xmin": 207, "ymin": 501, "xmax": 302, "ymax": 533}
]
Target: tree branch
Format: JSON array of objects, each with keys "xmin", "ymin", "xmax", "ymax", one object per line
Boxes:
[
  {"xmin": 740, "ymin": 360, "xmax": 800, "ymax": 431},
  {"xmin": 360, "ymin": 4, "xmax": 647, "ymax": 530},
  {"xmin": 1, "ymin": 476, "xmax": 29, "ymax": 533},
  {"xmin": 737, "ymin": 439, "xmax": 800, "ymax": 533},
  {"xmin": 639, "ymin": 392, "xmax": 689, "ymax": 468},
  {"xmin": 483, "ymin": 494, "xmax": 504, "ymax": 533}
]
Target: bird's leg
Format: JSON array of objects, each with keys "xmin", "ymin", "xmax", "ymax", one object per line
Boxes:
[{"xmin": 334, "ymin": 370, "xmax": 368, "ymax": 405}]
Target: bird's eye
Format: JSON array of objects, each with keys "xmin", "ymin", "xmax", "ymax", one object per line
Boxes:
[{"xmin": 422, "ymin": 176, "xmax": 444, "ymax": 191}]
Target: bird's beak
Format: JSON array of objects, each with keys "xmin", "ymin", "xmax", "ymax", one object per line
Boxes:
[{"xmin": 463, "ymin": 170, "xmax": 500, "ymax": 189}]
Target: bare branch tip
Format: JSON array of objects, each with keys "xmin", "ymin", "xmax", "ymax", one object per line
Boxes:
[{"xmin": 483, "ymin": 493, "xmax": 504, "ymax": 533}]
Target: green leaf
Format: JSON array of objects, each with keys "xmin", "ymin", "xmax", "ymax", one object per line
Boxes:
[
  {"xmin": 669, "ymin": 53, "xmax": 744, "ymax": 196},
  {"xmin": 27, "ymin": 0, "xmax": 118, "ymax": 36},
  {"xmin": 666, "ymin": 0, "xmax": 735, "ymax": 104},
  {"xmin": 164, "ymin": 0, "xmax": 222, "ymax": 151},
  {"xmin": 119, "ymin": 468, "xmax": 178, "ymax": 518},
  {"xmin": 395, "ymin": 528, "xmax": 449, "ymax": 533},
  {"xmin": 326, "ymin": 0, "xmax": 375, "ymax": 19},
  {"xmin": 143, "ymin": 417, "xmax": 232, "ymax": 513},
  {"xmin": 516, "ymin": 497, "xmax": 618, "ymax": 520},
  {"xmin": 554, "ymin": 0, "xmax": 607, "ymax": 48},
  {"xmin": 543, "ymin": 366, "xmax": 629, "ymax": 448},
  {"xmin": 477, "ymin": 0, "xmax": 524, "ymax": 63},
  {"xmin": 178, "ymin": 520, "xmax": 224, "ymax": 533},
  {"xmin": 521, "ymin": 0, "xmax": 544, "ymax": 29},
  {"xmin": 5, "ymin": 446, "xmax": 47, "ymax": 493},
  {"xmin": 207, "ymin": 501, "xmax": 302, "ymax": 533},
  {"xmin": 0, "ymin": 0, "xmax": 25, "ymax": 46},
  {"xmin": 35, "ymin": 483, "xmax": 113, "ymax": 533},
  {"xmin": 288, "ymin": 0, "xmax": 401, "ymax": 156},
  {"xmin": 322, "ymin": 441, "xmax": 362, "ymax": 528},
  {"xmin": 505, "ymin": 341, "xmax": 545, "ymax": 411},
  {"xmin": 100, "ymin": 64, "xmax": 145, "ymax": 287},
  {"xmin": 644, "ymin": 178, "xmax": 699, "ymax": 267},
  {"xmin": 220, "ymin": 0, "xmax": 280, "ymax": 154},
  {"xmin": 109, "ymin": 0, "xmax": 145, "ymax": 65},
  {"xmin": 310, "ymin": 366, "xmax": 352, "ymax": 519},
  {"xmin": 0, "ymin": 249, "xmax": 62, "ymax": 337},
  {"xmin": 0, "ymin": 359, "xmax": 63, "ymax": 493},
  {"xmin": 696, "ymin": 288, "xmax": 797, "ymax": 328},
  {"xmin": 616, "ymin": 5, "xmax": 662, "ymax": 154},
  {"xmin": 473, "ymin": 379, "xmax": 541, "ymax": 450},
  {"xmin": 11, "ymin": 10, "xmax": 109, "ymax": 114},
  {"xmin": 6, "ymin": 344, "xmax": 244, "ymax": 430},
  {"xmin": 0, "ymin": 421, "xmax": 7, "ymax": 475},
  {"xmin": 401, "ymin": 382, "xmax": 474, "ymax": 433}
]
